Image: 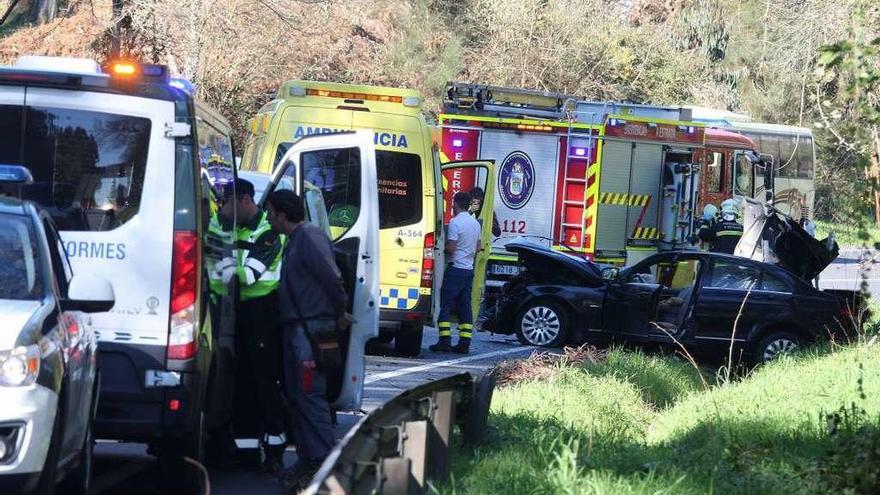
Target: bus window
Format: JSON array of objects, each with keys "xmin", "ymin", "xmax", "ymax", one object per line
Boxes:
[
  {"xmin": 777, "ymin": 135, "xmax": 798, "ymax": 177},
  {"xmin": 734, "ymin": 153, "xmax": 753, "ymax": 197},
  {"xmin": 705, "ymin": 152, "xmax": 724, "ymax": 193},
  {"xmin": 796, "ymin": 136, "xmax": 814, "ymax": 179},
  {"xmin": 759, "ymin": 134, "xmax": 787, "ymax": 178}
]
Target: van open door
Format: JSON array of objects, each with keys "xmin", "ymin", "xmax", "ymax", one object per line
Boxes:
[
  {"xmin": 262, "ymin": 131, "xmax": 379, "ymax": 411},
  {"xmin": 440, "ymin": 160, "xmax": 496, "ymax": 323}
]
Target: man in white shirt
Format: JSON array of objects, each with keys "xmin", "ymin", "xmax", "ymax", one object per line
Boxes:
[{"xmin": 430, "ymin": 192, "xmax": 483, "ymax": 354}]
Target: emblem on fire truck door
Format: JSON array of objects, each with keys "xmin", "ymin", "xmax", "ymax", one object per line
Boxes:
[{"xmin": 498, "ymin": 151, "xmax": 535, "ymax": 210}]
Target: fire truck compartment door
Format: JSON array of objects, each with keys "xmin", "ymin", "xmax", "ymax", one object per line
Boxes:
[{"xmin": 596, "ymin": 141, "xmax": 663, "ymax": 255}]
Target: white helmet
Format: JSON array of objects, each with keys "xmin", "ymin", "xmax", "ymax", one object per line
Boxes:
[
  {"xmin": 720, "ymin": 198, "xmax": 739, "ymax": 217},
  {"xmin": 702, "ymin": 204, "xmax": 718, "ymax": 221}
]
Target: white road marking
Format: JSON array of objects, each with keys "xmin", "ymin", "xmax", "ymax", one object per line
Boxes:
[{"xmin": 364, "ymin": 347, "xmax": 532, "ymax": 384}]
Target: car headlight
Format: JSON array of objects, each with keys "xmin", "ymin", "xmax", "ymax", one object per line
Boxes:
[{"xmin": 0, "ymin": 345, "xmax": 40, "ymax": 387}]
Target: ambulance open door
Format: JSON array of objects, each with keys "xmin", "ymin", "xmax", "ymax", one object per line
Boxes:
[
  {"xmin": 440, "ymin": 161, "xmax": 496, "ymax": 325},
  {"xmin": 263, "ymin": 131, "xmax": 379, "ymax": 411}
]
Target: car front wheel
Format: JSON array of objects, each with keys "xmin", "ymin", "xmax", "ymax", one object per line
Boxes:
[
  {"xmin": 756, "ymin": 331, "xmax": 801, "ymax": 364},
  {"xmin": 516, "ymin": 300, "xmax": 569, "ymax": 347}
]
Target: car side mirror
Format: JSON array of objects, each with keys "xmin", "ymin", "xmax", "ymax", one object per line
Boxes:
[
  {"xmin": 62, "ymin": 274, "xmax": 116, "ymax": 313},
  {"xmin": 602, "ymin": 267, "xmax": 620, "ymax": 281}
]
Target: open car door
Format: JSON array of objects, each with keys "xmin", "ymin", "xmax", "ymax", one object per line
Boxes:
[
  {"xmin": 262, "ymin": 131, "xmax": 379, "ymax": 411},
  {"xmin": 440, "ymin": 160, "xmax": 496, "ymax": 322}
]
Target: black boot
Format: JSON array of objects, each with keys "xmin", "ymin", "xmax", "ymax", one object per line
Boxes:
[
  {"xmin": 260, "ymin": 444, "xmax": 286, "ymax": 475},
  {"xmin": 429, "ymin": 336, "xmax": 452, "ymax": 352},
  {"xmin": 451, "ymin": 338, "xmax": 471, "ymax": 354}
]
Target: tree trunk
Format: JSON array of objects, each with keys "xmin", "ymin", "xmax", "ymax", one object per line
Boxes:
[{"xmin": 28, "ymin": 0, "xmax": 57, "ymax": 24}]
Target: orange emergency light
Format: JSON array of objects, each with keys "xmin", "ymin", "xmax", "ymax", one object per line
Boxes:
[{"xmin": 110, "ymin": 62, "xmax": 138, "ymax": 76}]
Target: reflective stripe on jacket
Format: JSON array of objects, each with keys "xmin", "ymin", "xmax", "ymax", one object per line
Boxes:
[
  {"xmin": 208, "ymin": 210, "xmax": 284, "ymax": 300},
  {"xmin": 698, "ymin": 219, "xmax": 743, "ymax": 254}
]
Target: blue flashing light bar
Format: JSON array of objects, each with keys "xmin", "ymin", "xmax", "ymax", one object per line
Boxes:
[
  {"xmin": 0, "ymin": 165, "xmax": 34, "ymax": 184},
  {"xmin": 169, "ymin": 78, "xmax": 196, "ymax": 95}
]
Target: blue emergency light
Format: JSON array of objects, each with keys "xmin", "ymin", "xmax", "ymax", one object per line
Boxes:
[
  {"xmin": 170, "ymin": 78, "xmax": 196, "ymax": 95},
  {"xmin": 0, "ymin": 165, "xmax": 34, "ymax": 184}
]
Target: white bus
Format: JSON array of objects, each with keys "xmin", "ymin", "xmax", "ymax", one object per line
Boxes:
[
  {"xmin": 729, "ymin": 122, "xmax": 816, "ymax": 221},
  {"xmin": 690, "ymin": 108, "xmax": 816, "ymax": 222}
]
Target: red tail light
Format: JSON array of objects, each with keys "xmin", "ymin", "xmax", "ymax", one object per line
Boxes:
[
  {"xmin": 421, "ymin": 233, "xmax": 435, "ymax": 288},
  {"xmin": 168, "ymin": 231, "xmax": 200, "ymax": 360}
]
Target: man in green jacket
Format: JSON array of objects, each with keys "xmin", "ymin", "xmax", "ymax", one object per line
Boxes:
[{"xmin": 209, "ymin": 178, "xmax": 287, "ymax": 474}]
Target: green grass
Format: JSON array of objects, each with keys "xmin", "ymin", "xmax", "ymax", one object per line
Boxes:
[
  {"xmin": 441, "ymin": 345, "xmax": 880, "ymax": 494},
  {"xmin": 814, "ymin": 219, "xmax": 880, "ymax": 248}
]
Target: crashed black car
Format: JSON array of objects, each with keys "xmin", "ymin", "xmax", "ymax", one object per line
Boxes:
[{"xmin": 486, "ymin": 202, "xmax": 860, "ymax": 364}]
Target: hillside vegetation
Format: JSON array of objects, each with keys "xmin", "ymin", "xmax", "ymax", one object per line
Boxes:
[
  {"xmin": 445, "ymin": 344, "xmax": 880, "ymax": 494},
  {"xmin": 1, "ymin": 0, "xmax": 878, "ymax": 225}
]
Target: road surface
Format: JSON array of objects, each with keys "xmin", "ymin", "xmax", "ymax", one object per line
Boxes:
[
  {"xmin": 819, "ymin": 248, "xmax": 880, "ymax": 299},
  {"xmin": 90, "ymin": 327, "xmax": 532, "ymax": 495}
]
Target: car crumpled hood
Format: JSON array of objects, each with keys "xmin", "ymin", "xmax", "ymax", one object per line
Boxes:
[
  {"xmin": 504, "ymin": 239, "xmax": 604, "ymax": 284},
  {"xmin": 0, "ymin": 299, "xmax": 42, "ymax": 350},
  {"xmin": 735, "ymin": 197, "xmax": 838, "ymax": 281}
]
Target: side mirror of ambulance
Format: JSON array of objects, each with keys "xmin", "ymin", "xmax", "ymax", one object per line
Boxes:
[{"xmin": 63, "ymin": 274, "xmax": 116, "ymax": 313}]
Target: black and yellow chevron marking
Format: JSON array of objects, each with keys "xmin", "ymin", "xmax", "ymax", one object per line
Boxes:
[
  {"xmin": 599, "ymin": 192, "xmax": 651, "ymax": 207},
  {"xmin": 631, "ymin": 227, "xmax": 659, "ymax": 240}
]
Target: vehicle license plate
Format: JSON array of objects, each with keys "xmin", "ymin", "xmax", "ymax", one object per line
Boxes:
[{"xmin": 489, "ymin": 263, "xmax": 521, "ymax": 277}]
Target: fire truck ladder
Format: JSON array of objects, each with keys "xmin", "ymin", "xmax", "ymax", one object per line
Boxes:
[
  {"xmin": 443, "ymin": 82, "xmax": 572, "ymax": 119},
  {"xmin": 558, "ymin": 105, "xmax": 604, "ymax": 250}
]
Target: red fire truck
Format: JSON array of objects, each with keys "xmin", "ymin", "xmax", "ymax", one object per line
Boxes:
[{"xmin": 439, "ymin": 84, "xmax": 726, "ymax": 289}]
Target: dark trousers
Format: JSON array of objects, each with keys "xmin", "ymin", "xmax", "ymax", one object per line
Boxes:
[
  {"xmin": 437, "ymin": 266, "xmax": 475, "ymax": 339},
  {"xmin": 282, "ymin": 321, "xmax": 335, "ymax": 463},
  {"xmin": 234, "ymin": 293, "xmax": 287, "ymax": 447}
]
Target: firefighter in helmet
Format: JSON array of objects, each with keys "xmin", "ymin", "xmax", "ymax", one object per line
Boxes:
[{"xmin": 698, "ymin": 198, "xmax": 743, "ymax": 254}]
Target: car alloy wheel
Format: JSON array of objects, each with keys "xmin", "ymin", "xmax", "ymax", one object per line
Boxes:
[
  {"xmin": 762, "ymin": 337, "xmax": 798, "ymax": 362},
  {"xmin": 521, "ymin": 305, "xmax": 561, "ymax": 346}
]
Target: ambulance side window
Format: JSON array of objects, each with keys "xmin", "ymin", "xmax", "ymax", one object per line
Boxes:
[{"xmin": 376, "ymin": 151, "xmax": 422, "ymax": 229}]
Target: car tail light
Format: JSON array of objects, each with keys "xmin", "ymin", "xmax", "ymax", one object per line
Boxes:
[
  {"xmin": 421, "ymin": 233, "xmax": 435, "ymax": 288},
  {"xmin": 168, "ymin": 231, "xmax": 200, "ymax": 360}
]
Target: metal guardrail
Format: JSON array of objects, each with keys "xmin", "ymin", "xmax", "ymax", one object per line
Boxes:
[{"xmin": 304, "ymin": 372, "xmax": 496, "ymax": 495}]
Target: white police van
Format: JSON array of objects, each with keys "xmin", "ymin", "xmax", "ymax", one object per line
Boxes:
[{"xmin": 0, "ymin": 56, "xmax": 379, "ymax": 492}]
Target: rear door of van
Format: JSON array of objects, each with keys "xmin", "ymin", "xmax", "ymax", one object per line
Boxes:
[{"xmin": 5, "ymin": 87, "xmax": 175, "ymax": 354}]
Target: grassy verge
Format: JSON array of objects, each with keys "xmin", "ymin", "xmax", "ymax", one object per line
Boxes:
[
  {"xmin": 442, "ymin": 345, "xmax": 880, "ymax": 494},
  {"xmin": 815, "ymin": 219, "xmax": 880, "ymax": 248}
]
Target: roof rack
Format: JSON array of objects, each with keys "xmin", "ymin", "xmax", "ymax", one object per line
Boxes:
[{"xmin": 443, "ymin": 81, "xmax": 578, "ymax": 120}]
